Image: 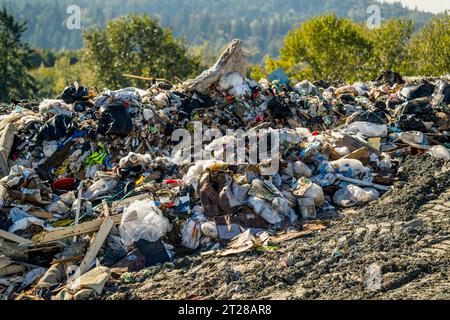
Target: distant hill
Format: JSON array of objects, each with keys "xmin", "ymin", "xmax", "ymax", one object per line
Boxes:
[{"xmin": 0, "ymin": 0, "xmax": 434, "ymax": 62}]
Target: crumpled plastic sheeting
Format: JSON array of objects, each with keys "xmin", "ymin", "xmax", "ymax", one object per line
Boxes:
[{"xmin": 119, "ymin": 199, "xmax": 172, "ymax": 247}]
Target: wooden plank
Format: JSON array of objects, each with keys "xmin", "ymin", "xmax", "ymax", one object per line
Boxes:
[
  {"xmin": 1, "ymin": 284, "xmax": 15, "ymax": 300},
  {"xmin": 0, "ymin": 153, "xmax": 9, "ymax": 177},
  {"xmin": 343, "ymin": 147, "xmax": 371, "ymax": 164},
  {"xmin": 0, "ymin": 264, "xmax": 25, "ymax": 277},
  {"xmin": 0, "ymin": 257, "xmax": 12, "ymax": 269},
  {"xmin": 77, "ymin": 217, "xmax": 115, "ymax": 276},
  {"xmin": 28, "ymin": 210, "xmax": 54, "ymax": 220},
  {"xmin": 32, "ymin": 214, "xmax": 123, "ymax": 244},
  {"xmin": 0, "ymin": 229, "xmax": 32, "ymax": 245},
  {"xmin": 122, "ymin": 73, "xmax": 167, "ymax": 82}
]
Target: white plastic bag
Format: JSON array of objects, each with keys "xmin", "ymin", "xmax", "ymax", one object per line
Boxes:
[
  {"xmin": 46, "ymin": 200, "xmax": 70, "ymax": 214},
  {"xmin": 219, "ymin": 73, "xmax": 244, "ymax": 91},
  {"xmin": 230, "ymin": 84, "xmax": 251, "ymax": 97},
  {"xmin": 333, "ymin": 185, "xmax": 379, "ymax": 207},
  {"xmin": 247, "ymin": 196, "xmax": 282, "ymax": 224},
  {"xmin": 181, "ymin": 219, "xmax": 201, "ymax": 249},
  {"xmin": 119, "ymin": 200, "xmax": 171, "ymax": 246},
  {"xmin": 343, "ymin": 122, "xmax": 387, "ymax": 137},
  {"xmin": 182, "ymin": 160, "xmax": 224, "ymax": 191},
  {"xmin": 399, "ymin": 131, "xmax": 424, "ymax": 145},
  {"xmin": 427, "ymin": 145, "xmax": 450, "ymax": 161},
  {"xmin": 119, "ymin": 153, "xmax": 152, "ymax": 169},
  {"xmin": 200, "ymin": 221, "xmax": 219, "ymax": 240},
  {"xmin": 83, "ymin": 179, "xmax": 117, "ymax": 201},
  {"xmin": 38, "ymin": 99, "xmax": 72, "ymax": 116},
  {"xmin": 43, "ymin": 141, "xmax": 59, "ymax": 158},
  {"xmin": 295, "ymin": 127, "xmax": 312, "ymax": 139},
  {"xmin": 294, "ymin": 161, "xmax": 312, "ymax": 178},
  {"xmin": 330, "ymin": 159, "xmax": 369, "ymax": 178},
  {"xmin": 293, "ymin": 178, "xmax": 325, "ymax": 208},
  {"xmin": 293, "ymin": 80, "xmax": 320, "ymax": 96},
  {"xmin": 334, "ymin": 146, "xmax": 351, "ymax": 157}
]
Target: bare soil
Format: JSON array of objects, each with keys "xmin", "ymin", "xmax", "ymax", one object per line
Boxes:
[{"xmin": 104, "ymin": 155, "xmax": 450, "ymax": 300}]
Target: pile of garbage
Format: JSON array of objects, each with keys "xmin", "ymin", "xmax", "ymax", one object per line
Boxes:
[{"xmin": 0, "ymin": 40, "xmax": 449, "ymax": 300}]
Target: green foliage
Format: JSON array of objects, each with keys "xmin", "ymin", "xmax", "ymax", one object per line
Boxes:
[
  {"xmin": 0, "ymin": 0, "xmax": 434, "ymax": 63},
  {"xmin": 30, "ymin": 51, "xmax": 95, "ymax": 98},
  {"xmin": 0, "ymin": 7, "xmax": 36, "ymax": 102},
  {"xmin": 28, "ymin": 48, "xmax": 58, "ymax": 69},
  {"xmin": 275, "ymin": 14, "xmax": 374, "ymax": 82},
  {"xmin": 260, "ymin": 14, "xmax": 446, "ymax": 83},
  {"xmin": 369, "ymin": 19, "xmax": 415, "ymax": 75},
  {"xmin": 83, "ymin": 14, "xmax": 201, "ymax": 89},
  {"xmin": 407, "ymin": 14, "xmax": 450, "ymax": 76}
]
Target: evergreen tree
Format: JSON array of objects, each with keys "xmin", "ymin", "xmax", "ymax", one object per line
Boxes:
[{"xmin": 0, "ymin": 7, "xmax": 36, "ymax": 102}]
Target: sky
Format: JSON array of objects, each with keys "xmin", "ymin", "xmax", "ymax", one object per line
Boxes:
[{"xmin": 380, "ymin": 0, "xmax": 450, "ymax": 13}]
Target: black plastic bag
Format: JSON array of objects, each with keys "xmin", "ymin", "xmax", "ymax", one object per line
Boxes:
[
  {"xmin": 400, "ymin": 98, "xmax": 433, "ymax": 115},
  {"xmin": 177, "ymin": 91, "xmax": 214, "ymax": 120},
  {"xmin": 37, "ymin": 114, "xmax": 75, "ymax": 142},
  {"xmin": 268, "ymin": 97, "xmax": 292, "ymax": 119},
  {"xmin": 375, "ymin": 70, "xmax": 404, "ymax": 86},
  {"xmin": 61, "ymin": 84, "xmax": 89, "ymax": 104},
  {"xmin": 396, "ymin": 115, "xmax": 427, "ymax": 132},
  {"xmin": 401, "ymin": 82, "xmax": 435, "ymax": 100},
  {"xmin": 97, "ymin": 104, "xmax": 132, "ymax": 137},
  {"xmin": 434, "ymin": 82, "xmax": 450, "ymax": 105},
  {"xmin": 348, "ymin": 110, "xmax": 388, "ymax": 124}
]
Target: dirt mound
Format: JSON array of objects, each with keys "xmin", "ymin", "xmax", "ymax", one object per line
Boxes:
[
  {"xmin": 104, "ymin": 155, "xmax": 450, "ymax": 300},
  {"xmin": 361, "ymin": 155, "xmax": 450, "ymax": 221}
]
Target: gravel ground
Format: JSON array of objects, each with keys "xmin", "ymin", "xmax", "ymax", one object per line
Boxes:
[{"xmin": 104, "ymin": 155, "xmax": 450, "ymax": 300}]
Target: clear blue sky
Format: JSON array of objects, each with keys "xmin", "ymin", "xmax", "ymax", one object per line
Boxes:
[{"xmin": 380, "ymin": 0, "xmax": 449, "ymax": 13}]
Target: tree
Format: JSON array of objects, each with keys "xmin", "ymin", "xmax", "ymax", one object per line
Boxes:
[
  {"xmin": 264, "ymin": 14, "xmax": 374, "ymax": 83},
  {"xmin": 31, "ymin": 50, "xmax": 96, "ymax": 98},
  {"xmin": 407, "ymin": 13, "xmax": 450, "ymax": 76},
  {"xmin": 0, "ymin": 7, "xmax": 36, "ymax": 102},
  {"xmin": 83, "ymin": 14, "xmax": 201, "ymax": 89},
  {"xmin": 369, "ymin": 18, "xmax": 414, "ymax": 77}
]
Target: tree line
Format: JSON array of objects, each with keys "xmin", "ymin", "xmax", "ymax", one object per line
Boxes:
[
  {"xmin": 254, "ymin": 13, "xmax": 449, "ymax": 82},
  {"xmin": 0, "ymin": 8, "xmax": 449, "ymax": 102},
  {"xmin": 0, "ymin": 0, "xmax": 434, "ymax": 62}
]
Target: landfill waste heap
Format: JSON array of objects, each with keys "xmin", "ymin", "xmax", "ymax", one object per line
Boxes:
[{"xmin": 0, "ymin": 40, "xmax": 449, "ymax": 300}]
